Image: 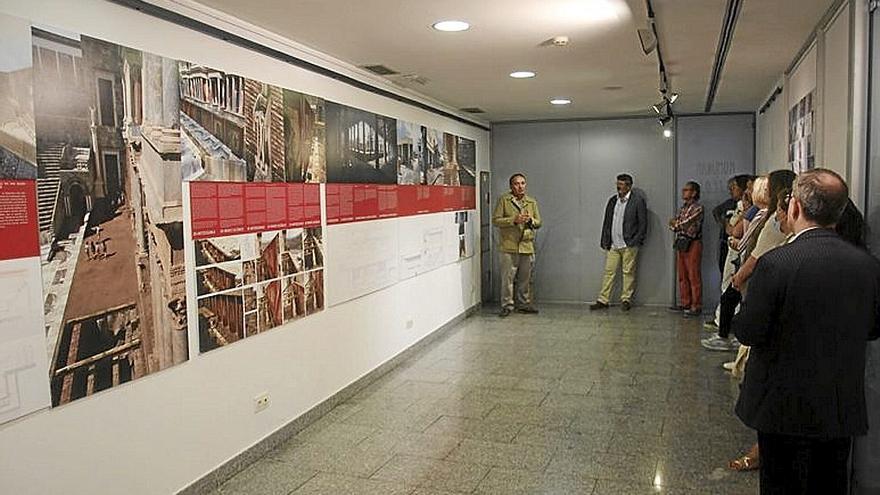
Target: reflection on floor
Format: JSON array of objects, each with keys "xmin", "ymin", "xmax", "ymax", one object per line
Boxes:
[{"xmin": 211, "ymin": 304, "xmax": 758, "ymax": 494}]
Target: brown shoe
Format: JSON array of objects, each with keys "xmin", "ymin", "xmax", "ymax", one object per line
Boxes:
[
  {"xmin": 516, "ymin": 306, "xmax": 539, "ymax": 314},
  {"xmin": 589, "ymin": 301, "xmax": 609, "ymax": 311},
  {"xmin": 621, "ymin": 301, "xmax": 632, "ymax": 311}
]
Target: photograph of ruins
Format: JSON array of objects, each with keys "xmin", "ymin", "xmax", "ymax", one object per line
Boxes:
[
  {"xmin": 196, "ymin": 262, "xmax": 242, "ymax": 297},
  {"xmin": 256, "ymin": 280, "xmax": 282, "ymax": 332},
  {"xmin": 303, "ymin": 227, "xmax": 324, "ymax": 270},
  {"xmin": 281, "ymin": 228, "xmax": 304, "ymax": 276},
  {"xmin": 0, "ymin": 16, "xmax": 36, "ymax": 180},
  {"xmin": 179, "ymin": 63, "xmax": 286, "ymax": 182},
  {"xmin": 283, "ymin": 90, "xmax": 326, "ymax": 183},
  {"xmin": 198, "ymin": 290, "xmax": 243, "ymax": 353},
  {"xmin": 195, "ymin": 236, "xmax": 241, "ymax": 267},
  {"xmin": 256, "ymin": 230, "xmax": 280, "ymax": 282},
  {"xmin": 423, "ymin": 127, "xmax": 445, "ymax": 185},
  {"xmin": 325, "ymin": 102, "xmax": 397, "ymax": 184},
  {"xmin": 396, "ymin": 121, "xmax": 423, "ymax": 185},
  {"xmin": 32, "ymin": 30, "xmax": 188, "ymax": 405}
]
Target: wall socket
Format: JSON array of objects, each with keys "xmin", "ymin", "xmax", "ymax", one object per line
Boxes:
[
  {"xmin": 254, "ymin": 392, "xmax": 270, "ymax": 413},
  {"xmin": 405, "ymin": 316, "xmax": 414, "ymax": 329}
]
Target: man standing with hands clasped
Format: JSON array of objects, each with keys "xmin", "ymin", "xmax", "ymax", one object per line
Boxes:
[
  {"xmin": 733, "ymin": 169, "xmax": 880, "ymax": 494},
  {"xmin": 493, "ymin": 173, "xmax": 542, "ymax": 317},
  {"xmin": 590, "ymin": 173, "xmax": 647, "ymax": 312}
]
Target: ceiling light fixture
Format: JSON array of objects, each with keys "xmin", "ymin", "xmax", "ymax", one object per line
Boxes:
[
  {"xmin": 509, "ymin": 71, "xmax": 536, "ymax": 79},
  {"xmin": 432, "ymin": 20, "xmax": 470, "ymax": 32},
  {"xmin": 663, "ymin": 128, "xmax": 673, "ymax": 138},
  {"xmin": 668, "ymin": 92, "xmax": 679, "ymax": 104},
  {"xmin": 550, "ymin": 98, "xmax": 572, "ymax": 105}
]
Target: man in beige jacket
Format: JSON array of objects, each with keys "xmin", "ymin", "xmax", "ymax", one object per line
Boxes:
[{"xmin": 493, "ymin": 173, "xmax": 542, "ymax": 317}]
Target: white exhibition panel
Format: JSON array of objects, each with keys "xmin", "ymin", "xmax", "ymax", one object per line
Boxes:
[
  {"xmin": 789, "ymin": 43, "xmax": 818, "ymax": 108},
  {"xmin": 326, "ymin": 217, "xmax": 400, "ymax": 307},
  {"xmin": 0, "ymin": 257, "xmax": 50, "ymax": 424},
  {"xmin": 0, "ymin": 1, "xmax": 487, "ymax": 494},
  {"xmin": 328, "ymin": 211, "xmax": 476, "ymax": 306}
]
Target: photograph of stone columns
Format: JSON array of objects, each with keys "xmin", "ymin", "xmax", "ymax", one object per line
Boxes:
[
  {"xmin": 198, "ymin": 290, "xmax": 244, "ymax": 353},
  {"xmin": 32, "ymin": 29, "xmax": 188, "ymax": 406},
  {"xmin": 283, "ymin": 90, "xmax": 325, "ymax": 183},
  {"xmin": 396, "ymin": 121, "xmax": 423, "ymax": 185},
  {"xmin": 0, "ymin": 15, "xmax": 36, "ymax": 180},
  {"xmin": 179, "ymin": 63, "xmax": 286, "ymax": 182},
  {"xmin": 325, "ymin": 102, "xmax": 397, "ymax": 184},
  {"xmin": 423, "ymin": 127, "xmax": 445, "ymax": 185}
]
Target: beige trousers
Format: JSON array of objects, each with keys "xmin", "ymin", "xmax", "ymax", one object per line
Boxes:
[
  {"xmin": 598, "ymin": 247, "xmax": 639, "ymax": 304},
  {"xmin": 500, "ymin": 252, "xmax": 534, "ymax": 309}
]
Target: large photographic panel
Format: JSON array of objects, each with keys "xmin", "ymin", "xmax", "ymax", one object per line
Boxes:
[
  {"xmin": 32, "ymin": 29, "xmax": 190, "ymax": 407},
  {"xmin": 325, "ymin": 102, "xmax": 397, "ymax": 184}
]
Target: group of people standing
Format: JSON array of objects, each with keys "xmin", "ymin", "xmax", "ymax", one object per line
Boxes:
[{"xmin": 492, "ymin": 169, "xmax": 879, "ymax": 493}]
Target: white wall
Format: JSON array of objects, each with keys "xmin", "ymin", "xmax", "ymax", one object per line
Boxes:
[
  {"xmin": 0, "ymin": 1, "xmax": 488, "ymax": 494},
  {"xmin": 756, "ymin": 80, "xmax": 788, "ymax": 174},
  {"xmin": 822, "ymin": 3, "xmax": 852, "ymax": 178},
  {"xmin": 490, "ymin": 118, "xmax": 676, "ymax": 306},
  {"xmin": 755, "ymin": 0, "xmax": 866, "ymax": 186}
]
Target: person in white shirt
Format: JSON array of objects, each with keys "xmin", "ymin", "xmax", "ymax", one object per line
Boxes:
[{"xmin": 590, "ymin": 174, "xmax": 648, "ymax": 312}]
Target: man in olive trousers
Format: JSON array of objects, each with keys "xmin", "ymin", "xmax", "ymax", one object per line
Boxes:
[
  {"xmin": 590, "ymin": 174, "xmax": 647, "ymax": 312},
  {"xmin": 493, "ymin": 173, "xmax": 542, "ymax": 317}
]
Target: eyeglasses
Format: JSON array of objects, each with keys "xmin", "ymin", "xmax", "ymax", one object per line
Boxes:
[{"xmin": 785, "ymin": 193, "xmax": 793, "ymax": 203}]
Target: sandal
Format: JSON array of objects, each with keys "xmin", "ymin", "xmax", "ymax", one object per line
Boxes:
[{"xmin": 728, "ymin": 454, "xmax": 760, "ymax": 471}]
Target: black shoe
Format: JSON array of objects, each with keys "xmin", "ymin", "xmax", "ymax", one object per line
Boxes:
[
  {"xmin": 667, "ymin": 305, "xmax": 686, "ymax": 313},
  {"xmin": 683, "ymin": 309, "xmax": 702, "ymax": 318},
  {"xmin": 516, "ymin": 306, "xmax": 539, "ymax": 314},
  {"xmin": 589, "ymin": 301, "xmax": 609, "ymax": 311},
  {"xmin": 499, "ymin": 307, "xmax": 512, "ymax": 318},
  {"xmin": 621, "ymin": 300, "xmax": 632, "ymax": 311}
]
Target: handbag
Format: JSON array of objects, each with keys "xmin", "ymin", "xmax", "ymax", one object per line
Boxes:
[{"xmin": 673, "ymin": 235, "xmax": 692, "ymax": 251}]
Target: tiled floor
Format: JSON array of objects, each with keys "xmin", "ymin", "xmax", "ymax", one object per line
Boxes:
[{"xmin": 212, "ymin": 304, "xmax": 759, "ymax": 494}]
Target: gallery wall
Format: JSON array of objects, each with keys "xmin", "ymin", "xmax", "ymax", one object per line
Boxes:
[
  {"xmin": 675, "ymin": 114, "xmax": 756, "ymax": 311},
  {"xmin": 755, "ymin": 0, "xmax": 864, "ymax": 191},
  {"xmin": 490, "ymin": 118, "xmax": 676, "ymax": 306},
  {"xmin": 0, "ymin": 0, "xmax": 488, "ymax": 494}
]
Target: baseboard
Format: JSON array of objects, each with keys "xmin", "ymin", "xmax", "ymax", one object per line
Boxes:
[{"xmin": 177, "ymin": 302, "xmax": 480, "ymax": 495}]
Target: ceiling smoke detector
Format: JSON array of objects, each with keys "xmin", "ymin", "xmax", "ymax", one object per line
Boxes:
[
  {"xmin": 552, "ymin": 36, "xmax": 570, "ymax": 46},
  {"xmin": 539, "ymin": 35, "xmax": 571, "ymax": 47}
]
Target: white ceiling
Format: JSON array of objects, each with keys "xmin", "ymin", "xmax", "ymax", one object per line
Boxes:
[{"xmin": 193, "ymin": 0, "xmax": 836, "ymax": 122}]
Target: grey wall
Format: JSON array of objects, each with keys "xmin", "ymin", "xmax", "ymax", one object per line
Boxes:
[
  {"xmin": 675, "ymin": 114, "xmax": 755, "ymax": 310},
  {"xmin": 490, "ymin": 118, "xmax": 676, "ymax": 305}
]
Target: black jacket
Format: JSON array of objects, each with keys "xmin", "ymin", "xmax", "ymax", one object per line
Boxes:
[
  {"xmin": 734, "ymin": 229, "xmax": 880, "ymax": 438},
  {"xmin": 600, "ymin": 192, "xmax": 647, "ymax": 250}
]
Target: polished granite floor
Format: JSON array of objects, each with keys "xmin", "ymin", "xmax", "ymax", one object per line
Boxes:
[{"xmin": 212, "ymin": 304, "xmax": 759, "ymax": 494}]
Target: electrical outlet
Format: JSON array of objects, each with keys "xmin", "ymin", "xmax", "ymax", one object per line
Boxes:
[
  {"xmin": 254, "ymin": 392, "xmax": 270, "ymax": 413},
  {"xmin": 405, "ymin": 316, "xmax": 414, "ymax": 329}
]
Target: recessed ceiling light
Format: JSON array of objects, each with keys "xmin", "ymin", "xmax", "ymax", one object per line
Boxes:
[
  {"xmin": 550, "ymin": 98, "xmax": 572, "ymax": 105},
  {"xmin": 663, "ymin": 129, "xmax": 673, "ymax": 138},
  {"xmin": 432, "ymin": 20, "xmax": 470, "ymax": 32},
  {"xmin": 510, "ymin": 71, "xmax": 536, "ymax": 79}
]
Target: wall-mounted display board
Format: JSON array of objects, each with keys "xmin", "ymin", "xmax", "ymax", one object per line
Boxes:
[
  {"xmin": 0, "ymin": 15, "xmax": 49, "ymax": 422},
  {"xmin": 789, "ymin": 91, "xmax": 816, "ymax": 173},
  {"xmin": 0, "ymin": 12, "xmax": 476, "ymax": 425}
]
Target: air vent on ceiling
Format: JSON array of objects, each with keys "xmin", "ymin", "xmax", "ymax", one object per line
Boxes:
[
  {"xmin": 460, "ymin": 107, "xmax": 486, "ymax": 114},
  {"xmin": 361, "ymin": 64, "xmax": 399, "ymax": 76}
]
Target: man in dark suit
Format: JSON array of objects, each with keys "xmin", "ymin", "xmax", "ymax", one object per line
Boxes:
[
  {"xmin": 733, "ymin": 168, "xmax": 880, "ymax": 494},
  {"xmin": 590, "ymin": 173, "xmax": 648, "ymax": 311}
]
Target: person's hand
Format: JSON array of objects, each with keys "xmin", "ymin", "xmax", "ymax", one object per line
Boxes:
[
  {"xmin": 668, "ymin": 218, "xmax": 676, "ymax": 228},
  {"xmin": 728, "ymin": 237, "xmax": 739, "ymax": 249},
  {"xmin": 731, "ymin": 272, "xmax": 744, "ymax": 291},
  {"xmin": 514, "ymin": 213, "xmax": 528, "ymax": 224}
]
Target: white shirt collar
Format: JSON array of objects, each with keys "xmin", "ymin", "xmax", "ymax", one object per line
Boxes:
[{"xmin": 617, "ymin": 191, "xmax": 631, "ymax": 203}]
